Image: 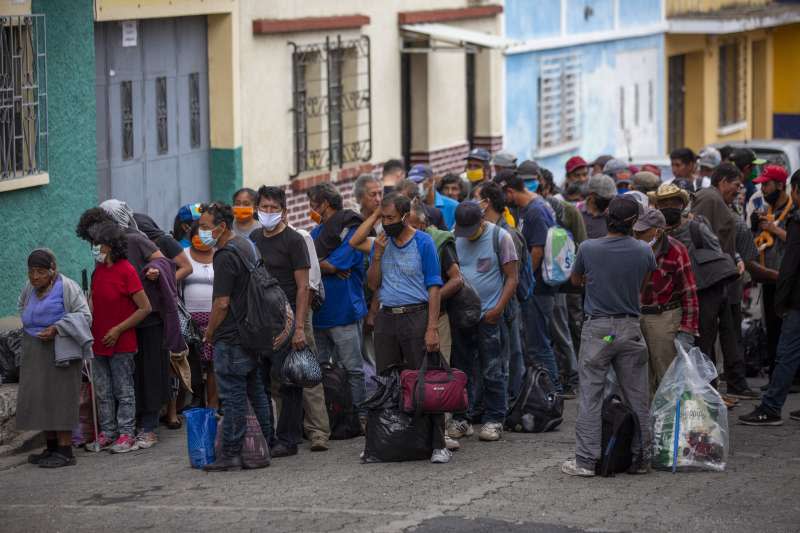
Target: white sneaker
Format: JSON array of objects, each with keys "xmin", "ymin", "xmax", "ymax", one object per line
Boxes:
[
  {"xmin": 431, "ymin": 448, "xmax": 452, "ymax": 464},
  {"xmin": 478, "ymin": 422, "xmax": 503, "ymax": 442},
  {"xmin": 447, "ymin": 419, "xmax": 473, "ymax": 439},
  {"xmin": 561, "ymin": 459, "xmax": 596, "ymax": 477},
  {"xmin": 444, "ymin": 436, "xmax": 460, "ymax": 451}
]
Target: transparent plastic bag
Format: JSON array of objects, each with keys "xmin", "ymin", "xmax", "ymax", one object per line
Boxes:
[{"xmin": 651, "ymin": 345, "xmax": 728, "ymax": 472}]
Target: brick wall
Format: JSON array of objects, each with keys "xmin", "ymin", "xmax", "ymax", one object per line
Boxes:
[
  {"xmin": 473, "ymin": 135, "xmax": 504, "ymax": 155},
  {"xmin": 410, "ymin": 142, "xmax": 471, "ymax": 175}
]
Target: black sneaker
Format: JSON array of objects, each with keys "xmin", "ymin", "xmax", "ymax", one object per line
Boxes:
[
  {"xmin": 739, "ymin": 406, "xmax": 783, "ymax": 426},
  {"xmin": 726, "ymin": 387, "xmax": 761, "ymax": 400},
  {"xmin": 270, "ymin": 443, "xmax": 298, "ymax": 458},
  {"xmin": 790, "ymin": 410, "xmax": 800, "ymax": 422}
]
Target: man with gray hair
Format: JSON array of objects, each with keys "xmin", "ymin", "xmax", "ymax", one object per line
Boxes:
[{"xmin": 353, "ymin": 173, "xmax": 383, "ymax": 219}]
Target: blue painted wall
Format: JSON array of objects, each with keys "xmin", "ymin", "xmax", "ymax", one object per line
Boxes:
[
  {"xmin": 504, "ymin": 34, "xmax": 666, "ymax": 183},
  {"xmin": 566, "ymin": 0, "xmax": 614, "ymax": 34},
  {"xmin": 619, "ymin": 0, "xmax": 662, "ymax": 25},
  {"xmin": 506, "ymin": 0, "xmax": 562, "ymax": 40}
]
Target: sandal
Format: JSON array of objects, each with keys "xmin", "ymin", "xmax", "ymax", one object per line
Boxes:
[
  {"xmin": 27, "ymin": 449, "xmax": 53, "ymax": 465},
  {"xmin": 38, "ymin": 452, "xmax": 76, "ymax": 469},
  {"xmin": 160, "ymin": 415, "xmax": 183, "ymax": 430}
]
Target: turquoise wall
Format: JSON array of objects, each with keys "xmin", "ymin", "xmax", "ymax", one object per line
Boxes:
[
  {"xmin": 210, "ymin": 146, "xmax": 243, "ymax": 203},
  {"xmin": 0, "ymin": 0, "xmax": 96, "ymax": 316}
]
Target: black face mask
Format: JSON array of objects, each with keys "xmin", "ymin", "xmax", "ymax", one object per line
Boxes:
[
  {"xmin": 593, "ymin": 196, "xmax": 611, "ymax": 213},
  {"xmin": 383, "ymin": 220, "xmax": 405, "ymax": 238},
  {"xmin": 383, "ymin": 185, "xmax": 395, "ymax": 196},
  {"xmin": 660, "ymin": 207, "xmax": 683, "ymax": 227},
  {"xmin": 764, "ymin": 189, "xmax": 782, "ymax": 206}
]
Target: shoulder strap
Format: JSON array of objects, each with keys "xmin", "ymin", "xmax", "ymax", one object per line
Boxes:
[
  {"xmin": 223, "ymin": 239, "xmax": 257, "ymax": 273},
  {"xmin": 492, "ymin": 224, "xmax": 503, "ymax": 272},
  {"xmin": 688, "ymin": 220, "xmax": 704, "ymax": 251}
]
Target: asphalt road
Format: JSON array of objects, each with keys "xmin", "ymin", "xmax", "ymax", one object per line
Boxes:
[{"xmin": 1, "ymin": 386, "xmax": 798, "ymax": 533}]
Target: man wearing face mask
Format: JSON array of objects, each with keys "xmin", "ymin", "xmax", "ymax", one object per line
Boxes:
[
  {"xmin": 634, "ymin": 208, "xmax": 698, "ymax": 394},
  {"xmin": 464, "ymin": 148, "xmax": 492, "ymax": 191},
  {"xmin": 578, "ymin": 174, "xmax": 616, "ymax": 239},
  {"xmin": 250, "ymin": 186, "xmax": 316, "ymax": 456},
  {"xmin": 652, "ymin": 183, "xmax": 755, "ymax": 400},
  {"xmin": 407, "ymin": 165, "xmax": 455, "ymax": 230},
  {"xmin": 751, "ymin": 164, "xmax": 794, "ymax": 375},
  {"xmin": 367, "ymin": 193, "xmax": 448, "ymax": 463}
]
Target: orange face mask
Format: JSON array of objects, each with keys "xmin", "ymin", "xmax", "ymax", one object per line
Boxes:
[
  {"xmin": 309, "ymin": 209, "xmax": 322, "ymax": 224},
  {"xmin": 233, "ymin": 206, "xmax": 254, "ymax": 222},
  {"xmin": 192, "ymin": 235, "xmax": 212, "ymax": 252}
]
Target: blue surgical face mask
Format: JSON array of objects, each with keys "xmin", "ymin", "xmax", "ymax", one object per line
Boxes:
[
  {"xmin": 617, "ymin": 187, "xmax": 629, "ymax": 195},
  {"xmin": 198, "ymin": 227, "xmax": 218, "ymax": 248},
  {"xmin": 91, "ymin": 244, "xmax": 107, "ymax": 264},
  {"xmin": 525, "ymin": 179, "xmax": 539, "ymax": 192}
]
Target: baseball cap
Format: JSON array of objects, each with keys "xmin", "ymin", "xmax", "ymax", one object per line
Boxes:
[
  {"xmin": 491, "ymin": 150, "xmax": 517, "ymax": 168},
  {"xmin": 407, "ymin": 164, "xmax": 433, "ymax": 183},
  {"xmin": 697, "ymin": 147, "xmax": 722, "ymax": 169},
  {"xmin": 631, "ymin": 171, "xmax": 661, "ymax": 192},
  {"xmin": 177, "ymin": 203, "xmax": 202, "ymax": 223},
  {"xmin": 453, "ymin": 201, "xmax": 483, "ymax": 238},
  {"xmin": 640, "ymin": 163, "xmax": 662, "ymax": 177},
  {"xmin": 607, "ymin": 196, "xmax": 640, "ymax": 224},
  {"xmin": 590, "ymin": 154, "xmax": 613, "ymax": 168},
  {"xmin": 587, "ymin": 174, "xmax": 617, "ymax": 200},
  {"xmin": 753, "ymin": 164, "xmax": 789, "ymax": 184},
  {"xmin": 633, "ymin": 207, "xmax": 666, "ymax": 232},
  {"xmin": 603, "ymin": 158, "xmax": 630, "ymax": 179},
  {"xmin": 565, "ymin": 156, "xmax": 588, "ymax": 174},
  {"xmin": 623, "ymin": 190, "xmax": 649, "ymax": 213},
  {"xmin": 731, "ymin": 148, "xmax": 767, "ymax": 170},
  {"xmin": 465, "ymin": 147, "xmax": 491, "ymax": 162},
  {"xmin": 517, "ymin": 160, "xmax": 541, "ymax": 179}
]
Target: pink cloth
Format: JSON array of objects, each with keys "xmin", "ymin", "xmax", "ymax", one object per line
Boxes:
[{"xmin": 190, "ymin": 312, "xmax": 214, "ymax": 363}]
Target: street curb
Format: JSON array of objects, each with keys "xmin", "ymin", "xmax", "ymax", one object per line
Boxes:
[{"xmin": 0, "ymin": 430, "xmax": 42, "ymax": 459}]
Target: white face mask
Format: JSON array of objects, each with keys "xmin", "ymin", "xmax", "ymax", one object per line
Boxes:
[{"xmin": 258, "ymin": 211, "xmax": 283, "ymax": 231}]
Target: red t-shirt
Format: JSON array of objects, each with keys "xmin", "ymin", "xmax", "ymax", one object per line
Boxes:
[{"xmin": 91, "ymin": 259, "xmax": 143, "ymax": 356}]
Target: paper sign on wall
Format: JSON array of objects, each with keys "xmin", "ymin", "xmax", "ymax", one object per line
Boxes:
[{"xmin": 122, "ymin": 21, "xmax": 137, "ymax": 47}]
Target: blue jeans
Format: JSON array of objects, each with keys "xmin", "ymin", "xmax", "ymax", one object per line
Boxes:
[
  {"xmin": 453, "ymin": 320, "xmax": 508, "ymax": 424},
  {"xmin": 93, "ymin": 352, "xmax": 136, "ymax": 437},
  {"xmin": 315, "ymin": 322, "xmax": 366, "ymax": 416},
  {"xmin": 214, "ymin": 342, "xmax": 273, "ymax": 457},
  {"xmin": 761, "ymin": 310, "xmax": 800, "ymax": 416},
  {"xmin": 504, "ymin": 298, "xmax": 526, "ymax": 406},
  {"xmin": 552, "ymin": 293, "xmax": 579, "ymax": 389},
  {"xmin": 522, "ymin": 293, "xmax": 563, "ymax": 393}
]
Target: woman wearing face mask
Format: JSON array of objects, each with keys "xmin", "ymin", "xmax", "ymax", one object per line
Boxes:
[
  {"xmin": 182, "ymin": 222, "xmax": 219, "ymax": 410},
  {"xmin": 232, "ymin": 188, "xmax": 261, "ymax": 238},
  {"xmin": 83, "ymin": 223, "xmax": 152, "ymax": 454},
  {"xmin": 17, "ymin": 249, "xmax": 92, "ymax": 468}
]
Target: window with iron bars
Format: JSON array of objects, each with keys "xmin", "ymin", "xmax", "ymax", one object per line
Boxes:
[
  {"xmin": 537, "ymin": 53, "xmax": 580, "ymax": 153},
  {"xmin": 718, "ymin": 39, "xmax": 746, "ymax": 128},
  {"xmin": 290, "ymin": 35, "xmax": 371, "ymax": 177},
  {"xmin": 0, "ymin": 15, "xmax": 48, "ymax": 182}
]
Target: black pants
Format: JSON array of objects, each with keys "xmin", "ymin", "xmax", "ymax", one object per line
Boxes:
[
  {"xmin": 261, "ymin": 351, "xmax": 304, "ymax": 450},
  {"xmin": 762, "ymin": 284, "xmax": 783, "ymax": 374},
  {"xmin": 698, "ymin": 283, "xmax": 748, "ymax": 392},
  {"xmin": 374, "ymin": 307, "xmax": 445, "ymax": 450}
]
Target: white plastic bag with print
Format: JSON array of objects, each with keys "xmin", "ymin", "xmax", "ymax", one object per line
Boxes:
[{"xmin": 650, "ymin": 345, "xmax": 728, "ymax": 472}]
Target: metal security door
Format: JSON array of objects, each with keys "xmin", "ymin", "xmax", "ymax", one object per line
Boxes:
[{"xmin": 96, "ymin": 17, "xmax": 210, "ymax": 231}]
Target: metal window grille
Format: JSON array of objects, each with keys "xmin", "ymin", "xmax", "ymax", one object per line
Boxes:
[
  {"xmin": 0, "ymin": 15, "xmax": 47, "ymax": 181},
  {"xmin": 719, "ymin": 40, "xmax": 746, "ymax": 127},
  {"xmin": 619, "ymin": 86, "xmax": 625, "ymax": 130},
  {"xmin": 634, "ymin": 83, "xmax": 640, "ymax": 127},
  {"xmin": 156, "ymin": 76, "xmax": 168, "ymax": 155},
  {"xmin": 121, "ymin": 80, "xmax": 133, "ymax": 160},
  {"xmin": 189, "ymin": 72, "xmax": 201, "ymax": 149},
  {"xmin": 648, "ymin": 79, "xmax": 654, "ymax": 123},
  {"xmin": 537, "ymin": 53, "xmax": 580, "ymax": 150},
  {"xmin": 290, "ymin": 35, "xmax": 371, "ymax": 177}
]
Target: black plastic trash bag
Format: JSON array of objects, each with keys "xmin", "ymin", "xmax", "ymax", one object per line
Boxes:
[
  {"xmin": 362, "ymin": 371, "xmax": 434, "ymax": 463},
  {"xmin": 0, "ymin": 328, "xmax": 22, "ymax": 384},
  {"xmin": 281, "ymin": 347, "xmax": 322, "ymax": 388},
  {"xmin": 322, "ymin": 362, "xmax": 362, "ymax": 440}
]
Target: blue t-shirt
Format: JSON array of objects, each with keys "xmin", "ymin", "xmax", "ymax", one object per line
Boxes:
[
  {"xmin": 518, "ymin": 196, "xmax": 556, "ymax": 295},
  {"xmin": 435, "ymin": 191, "xmax": 458, "ymax": 230},
  {"xmin": 372, "ymin": 230, "xmax": 443, "ymax": 307},
  {"xmin": 311, "ymin": 226, "xmax": 367, "ymax": 329},
  {"xmin": 456, "ymin": 223, "xmax": 518, "ymax": 316}
]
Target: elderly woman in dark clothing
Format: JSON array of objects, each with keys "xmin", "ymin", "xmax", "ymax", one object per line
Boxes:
[{"xmin": 18, "ymin": 249, "xmax": 92, "ymax": 468}]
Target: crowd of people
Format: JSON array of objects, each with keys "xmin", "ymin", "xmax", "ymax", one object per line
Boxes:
[{"xmin": 14, "ymin": 144, "xmax": 800, "ymax": 475}]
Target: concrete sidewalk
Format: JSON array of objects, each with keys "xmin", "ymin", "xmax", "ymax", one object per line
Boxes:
[{"xmin": 0, "ymin": 391, "xmax": 798, "ymax": 532}]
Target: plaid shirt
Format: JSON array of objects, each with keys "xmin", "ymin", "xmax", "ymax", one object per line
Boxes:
[{"xmin": 641, "ymin": 236, "xmax": 699, "ymax": 336}]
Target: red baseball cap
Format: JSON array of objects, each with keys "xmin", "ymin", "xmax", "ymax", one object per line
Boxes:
[
  {"xmin": 753, "ymin": 164, "xmax": 789, "ymax": 184},
  {"xmin": 565, "ymin": 156, "xmax": 588, "ymax": 174}
]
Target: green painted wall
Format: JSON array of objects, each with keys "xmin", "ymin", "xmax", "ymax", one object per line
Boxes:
[
  {"xmin": 0, "ymin": 0, "xmax": 96, "ymax": 316},
  {"xmin": 210, "ymin": 146, "xmax": 243, "ymax": 202}
]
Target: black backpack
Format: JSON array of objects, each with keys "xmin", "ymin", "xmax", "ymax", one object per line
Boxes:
[
  {"xmin": 596, "ymin": 394, "xmax": 643, "ymax": 477},
  {"xmin": 742, "ymin": 319, "xmax": 768, "ymax": 378},
  {"xmin": 321, "ymin": 362, "xmax": 362, "ymax": 440},
  {"xmin": 505, "ymin": 366, "xmax": 563, "ymax": 433},
  {"xmin": 223, "ymin": 240, "xmax": 294, "ymax": 357}
]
